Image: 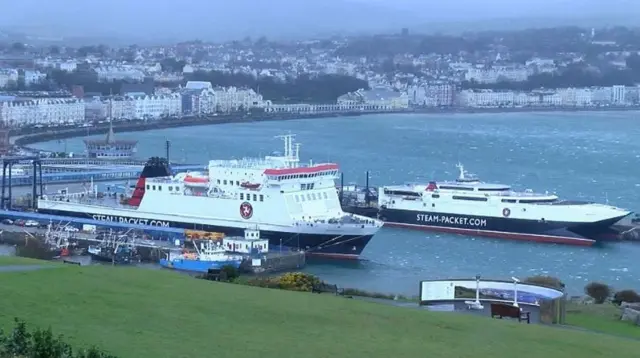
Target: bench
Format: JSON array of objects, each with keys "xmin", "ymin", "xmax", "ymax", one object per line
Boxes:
[
  {"xmin": 311, "ymin": 283, "xmax": 344, "ymax": 296},
  {"xmin": 62, "ymin": 260, "xmax": 81, "ymax": 266},
  {"xmin": 490, "ymin": 303, "xmax": 530, "ymax": 324}
]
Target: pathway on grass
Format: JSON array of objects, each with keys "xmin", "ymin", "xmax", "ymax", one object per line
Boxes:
[{"xmin": 0, "ymin": 265, "xmax": 59, "ymax": 272}]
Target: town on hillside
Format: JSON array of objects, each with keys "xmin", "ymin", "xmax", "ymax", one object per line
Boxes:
[{"xmin": 1, "ymin": 26, "xmax": 640, "ymax": 129}]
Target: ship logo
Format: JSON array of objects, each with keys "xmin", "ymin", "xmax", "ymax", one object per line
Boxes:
[
  {"xmin": 502, "ymin": 208, "xmax": 511, "ymax": 217},
  {"xmin": 240, "ymin": 202, "xmax": 253, "ymax": 219}
]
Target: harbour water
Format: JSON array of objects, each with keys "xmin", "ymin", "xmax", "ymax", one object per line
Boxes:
[{"xmin": 35, "ymin": 111, "xmax": 640, "ymax": 295}]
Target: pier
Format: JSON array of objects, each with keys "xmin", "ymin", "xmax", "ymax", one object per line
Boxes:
[{"xmin": 1, "ymin": 157, "xmax": 204, "ymax": 187}]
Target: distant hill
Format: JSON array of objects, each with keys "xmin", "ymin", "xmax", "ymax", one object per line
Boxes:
[{"xmin": 1, "ymin": 0, "xmax": 638, "ymax": 45}]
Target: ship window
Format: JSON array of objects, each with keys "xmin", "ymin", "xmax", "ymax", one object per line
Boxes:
[
  {"xmin": 432, "ymin": 194, "xmax": 439, "ymax": 198},
  {"xmin": 236, "ymin": 181, "xmax": 240, "ymax": 186},
  {"xmin": 312, "ymin": 193, "xmax": 317, "ymax": 200},
  {"xmin": 307, "ymin": 194, "xmax": 311, "ymax": 200},
  {"xmin": 168, "ymin": 186, "xmax": 172, "ymax": 191},
  {"xmin": 301, "ymin": 195, "xmax": 306, "ymax": 202},
  {"xmin": 259, "ymin": 195, "xmax": 264, "ymax": 202},
  {"xmin": 439, "ymin": 186, "xmax": 474, "ymax": 191},
  {"xmin": 223, "ymin": 180, "xmax": 227, "ymax": 185},
  {"xmin": 253, "ymin": 194, "xmax": 257, "ymax": 201},
  {"xmin": 240, "ymin": 193, "xmax": 244, "ymax": 200},
  {"xmin": 217, "ymin": 179, "xmax": 220, "ymax": 184},
  {"xmin": 158, "ymin": 186, "xmax": 162, "ymax": 191},
  {"xmin": 152, "ymin": 185, "xmax": 156, "ymax": 190},
  {"xmin": 146, "ymin": 185, "xmax": 150, "ymax": 190},
  {"xmin": 501, "ymin": 199, "xmax": 517, "ymax": 203},
  {"xmin": 323, "ymin": 192, "xmax": 328, "ymax": 199},
  {"xmin": 452, "ymin": 195, "xmax": 487, "ymax": 201},
  {"xmin": 478, "ymin": 188, "xmax": 509, "ymax": 192},
  {"xmin": 295, "ymin": 195, "xmax": 300, "ymax": 202},
  {"xmin": 519, "ymin": 199, "xmax": 557, "ymax": 204}
]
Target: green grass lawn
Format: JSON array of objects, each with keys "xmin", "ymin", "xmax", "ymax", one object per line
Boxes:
[
  {"xmin": 566, "ymin": 301, "xmax": 640, "ymax": 339},
  {"xmin": 0, "ymin": 265, "xmax": 637, "ymax": 358},
  {"xmin": 0, "ymin": 255, "xmax": 60, "ymax": 266}
]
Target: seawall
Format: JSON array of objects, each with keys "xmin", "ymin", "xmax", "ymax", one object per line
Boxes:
[
  {"xmin": 12, "ymin": 105, "xmax": 640, "ymax": 148},
  {"xmin": 11, "ymin": 110, "xmax": 407, "ymax": 147}
]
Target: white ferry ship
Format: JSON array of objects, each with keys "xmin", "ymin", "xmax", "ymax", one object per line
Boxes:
[
  {"xmin": 378, "ymin": 164, "xmax": 631, "ymax": 246},
  {"xmin": 36, "ymin": 135, "xmax": 382, "ymax": 259}
]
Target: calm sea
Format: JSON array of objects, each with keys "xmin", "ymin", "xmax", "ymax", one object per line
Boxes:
[{"xmin": 36, "ymin": 111, "xmax": 640, "ymax": 296}]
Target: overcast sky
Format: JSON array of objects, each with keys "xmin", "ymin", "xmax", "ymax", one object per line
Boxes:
[{"xmin": 1, "ymin": 0, "xmax": 637, "ymax": 43}]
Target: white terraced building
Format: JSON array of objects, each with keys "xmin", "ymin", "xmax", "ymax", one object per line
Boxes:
[
  {"xmin": 106, "ymin": 93, "xmax": 182, "ymax": 120},
  {"xmin": 0, "ymin": 98, "xmax": 85, "ymax": 127}
]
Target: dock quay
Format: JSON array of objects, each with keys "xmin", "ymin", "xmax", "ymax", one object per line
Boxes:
[
  {"xmin": 1, "ymin": 157, "xmax": 203, "ymax": 187},
  {"xmin": 0, "ymin": 210, "xmax": 306, "ymax": 272}
]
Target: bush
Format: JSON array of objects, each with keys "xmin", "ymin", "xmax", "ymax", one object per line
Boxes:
[
  {"xmin": 584, "ymin": 282, "xmax": 612, "ymax": 304},
  {"xmin": 277, "ymin": 272, "xmax": 321, "ymax": 292},
  {"xmin": 237, "ymin": 272, "xmax": 322, "ymax": 292},
  {"xmin": 0, "ymin": 318, "xmax": 117, "ymax": 357},
  {"xmin": 523, "ymin": 275, "xmax": 565, "ymax": 290},
  {"xmin": 220, "ymin": 265, "xmax": 239, "ymax": 282},
  {"xmin": 613, "ymin": 289, "xmax": 640, "ymax": 305}
]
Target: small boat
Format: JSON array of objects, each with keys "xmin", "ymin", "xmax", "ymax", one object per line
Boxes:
[
  {"xmin": 159, "ymin": 240, "xmax": 242, "ymax": 273},
  {"xmin": 88, "ymin": 230, "xmax": 140, "ymax": 264},
  {"xmin": 240, "ymin": 182, "xmax": 261, "ymax": 190}
]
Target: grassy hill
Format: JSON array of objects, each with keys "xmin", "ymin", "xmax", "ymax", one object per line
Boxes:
[{"xmin": 0, "ymin": 262, "xmax": 636, "ymax": 358}]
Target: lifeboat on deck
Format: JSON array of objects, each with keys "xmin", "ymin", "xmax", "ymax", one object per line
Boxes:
[
  {"xmin": 184, "ymin": 174, "xmax": 209, "ymax": 188},
  {"xmin": 241, "ymin": 182, "xmax": 261, "ymax": 190}
]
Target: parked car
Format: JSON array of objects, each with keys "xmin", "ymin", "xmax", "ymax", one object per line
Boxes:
[
  {"xmin": 1, "ymin": 219, "xmax": 13, "ymax": 225},
  {"xmin": 24, "ymin": 220, "xmax": 39, "ymax": 227},
  {"xmin": 63, "ymin": 226, "xmax": 79, "ymax": 232},
  {"xmin": 14, "ymin": 219, "xmax": 26, "ymax": 226}
]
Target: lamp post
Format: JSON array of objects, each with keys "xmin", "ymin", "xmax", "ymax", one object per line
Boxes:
[{"xmin": 512, "ymin": 276, "xmax": 520, "ymax": 307}]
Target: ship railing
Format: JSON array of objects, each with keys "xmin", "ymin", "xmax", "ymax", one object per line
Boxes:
[{"xmin": 293, "ymin": 214, "xmax": 379, "ymax": 228}]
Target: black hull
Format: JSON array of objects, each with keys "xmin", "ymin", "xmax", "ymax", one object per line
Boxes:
[
  {"xmin": 379, "ymin": 207, "xmax": 626, "ymax": 246},
  {"xmin": 38, "ymin": 209, "xmax": 373, "ymax": 259}
]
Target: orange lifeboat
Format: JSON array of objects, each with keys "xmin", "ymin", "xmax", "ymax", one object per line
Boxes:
[
  {"xmin": 184, "ymin": 175, "xmax": 209, "ymax": 187},
  {"xmin": 241, "ymin": 182, "xmax": 261, "ymax": 190}
]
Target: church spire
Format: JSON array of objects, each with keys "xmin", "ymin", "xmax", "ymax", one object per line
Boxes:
[{"xmin": 105, "ymin": 97, "xmax": 115, "ymax": 144}]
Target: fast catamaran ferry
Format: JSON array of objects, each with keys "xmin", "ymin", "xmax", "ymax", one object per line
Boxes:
[
  {"xmin": 37, "ymin": 135, "xmax": 383, "ymax": 259},
  {"xmin": 378, "ymin": 164, "xmax": 631, "ymax": 246}
]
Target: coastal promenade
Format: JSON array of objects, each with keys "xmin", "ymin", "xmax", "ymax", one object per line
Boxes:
[
  {"xmin": 11, "ymin": 110, "xmax": 409, "ymax": 147},
  {"xmin": 12, "ymin": 105, "xmax": 640, "ymax": 148}
]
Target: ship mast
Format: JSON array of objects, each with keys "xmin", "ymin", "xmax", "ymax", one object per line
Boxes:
[{"xmin": 275, "ymin": 134, "xmax": 300, "ymax": 168}]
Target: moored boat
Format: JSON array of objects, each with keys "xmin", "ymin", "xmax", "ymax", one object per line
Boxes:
[
  {"xmin": 378, "ymin": 163, "xmax": 632, "ymax": 246},
  {"xmin": 159, "ymin": 241, "xmax": 243, "ymax": 273},
  {"xmin": 37, "ymin": 135, "xmax": 383, "ymax": 260}
]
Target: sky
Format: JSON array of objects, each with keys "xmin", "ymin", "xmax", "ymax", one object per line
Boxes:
[{"xmin": 0, "ymin": 0, "xmax": 637, "ymax": 44}]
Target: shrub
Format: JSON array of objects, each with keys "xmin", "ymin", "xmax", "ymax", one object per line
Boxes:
[
  {"xmin": 613, "ymin": 289, "xmax": 640, "ymax": 305},
  {"xmin": 523, "ymin": 275, "xmax": 565, "ymax": 290},
  {"xmin": 584, "ymin": 282, "xmax": 612, "ymax": 304},
  {"xmin": 220, "ymin": 265, "xmax": 239, "ymax": 282},
  {"xmin": 0, "ymin": 318, "xmax": 117, "ymax": 357},
  {"xmin": 278, "ymin": 272, "xmax": 321, "ymax": 292}
]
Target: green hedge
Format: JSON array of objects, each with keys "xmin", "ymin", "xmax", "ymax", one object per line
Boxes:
[{"xmin": 0, "ymin": 318, "xmax": 116, "ymax": 358}]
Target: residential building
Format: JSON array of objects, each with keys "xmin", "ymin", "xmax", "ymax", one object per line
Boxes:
[{"xmin": 0, "ymin": 98, "xmax": 85, "ymax": 127}]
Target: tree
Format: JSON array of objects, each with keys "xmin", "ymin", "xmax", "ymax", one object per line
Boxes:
[
  {"xmin": 584, "ymin": 282, "xmax": 611, "ymax": 304},
  {"xmin": 11, "ymin": 42, "xmax": 25, "ymax": 51}
]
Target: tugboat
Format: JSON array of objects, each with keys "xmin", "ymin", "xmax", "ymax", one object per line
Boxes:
[
  {"xmin": 88, "ymin": 230, "xmax": 140, "ymax": 264},
  {"xmin": 159, "ymin": 240, "xmax": 243, "ymax": 273}
]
